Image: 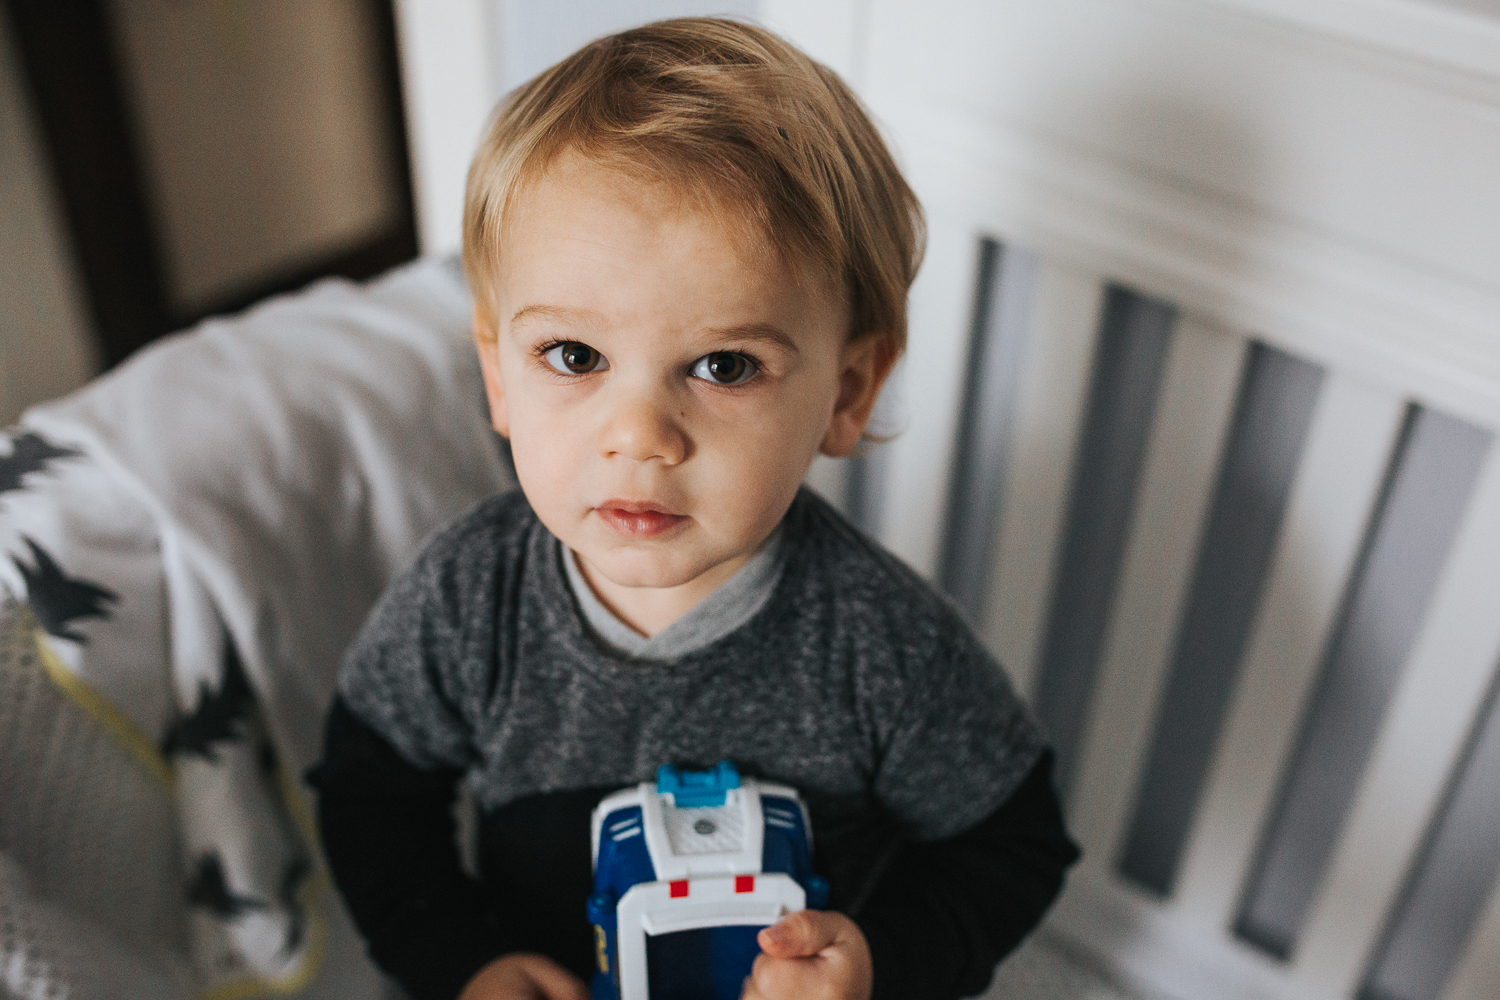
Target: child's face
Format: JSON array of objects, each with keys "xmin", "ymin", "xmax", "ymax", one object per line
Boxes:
[{"xmin": 475, "ymin": 153, "xmax": 890, "ymax": 605}]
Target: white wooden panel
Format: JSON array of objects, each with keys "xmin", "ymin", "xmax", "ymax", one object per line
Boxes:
[
  {"xmin": 866, "ymin": 0, "xmax": 1500, "ymax": 306},
  {"xmin": 1172, "ymin": 374, "xmax": 1407, "ymax": 927},
  {"xmin": 860, "ymin": 0, "xmax": 1500, "ymax": 431},
  {"xmin": 494, "ymin": 1, "xmax": 761, "ymax": 93},
  {"xmin": 1205, "ymin": 0, "xmax": 1500, "ymax": 82},
  {"xmin": 876, "ymin": 211, "xmax": 982, "ymax": 576},
  {"xmin": 1066, "ymin": 318, "xmax": 1247, "ymax": 860},
  {"xmin": 1294, "ymin": 445, "xmax": 1500, "ymax": 997},
  {"xmin": 758, "ymin": 0, "xmax": 862, "ymax": 85},
  {"xmin": 980, "ymin": 264, "xmax": 1104, "ymax": 699},
  {"xmin": 392, "ymin": 0, "xmax": 498, "ymax": 256},
  {"xmin": 1443, "ymin": 875, "xmax": 1500, "ymax": 1000}
]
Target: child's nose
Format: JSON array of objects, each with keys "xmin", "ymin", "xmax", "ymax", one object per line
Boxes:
[{"xmin": 599, "ymin": 398, "xmax": 687, "ymax": 465}]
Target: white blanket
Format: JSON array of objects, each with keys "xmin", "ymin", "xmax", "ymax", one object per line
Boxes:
[{"xmin": 1, "ymin": 257, "xmax": 513, "ymax": 997}]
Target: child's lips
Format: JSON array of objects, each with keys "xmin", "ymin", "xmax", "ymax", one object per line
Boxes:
[{"xmin": 595, "ymin": 502, "xmax": 688, "ymax": 538}]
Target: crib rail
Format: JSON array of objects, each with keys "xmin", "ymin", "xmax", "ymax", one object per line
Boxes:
[
  {"xmin": 822, "ymin": 3, "xmax": 1500, "ymax": 999},
  {"xmin": 839, "ymin": 225, "xmax": 1500, "ymax": 1000}
]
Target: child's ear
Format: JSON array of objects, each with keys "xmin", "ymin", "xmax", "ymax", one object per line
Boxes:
[
  {"xmin": 473, "ymin": 307, "xmax": 511, "ymax": 438},
  {"xmin": 820, "ymin": 334, "xmax": 898, "ymax": 458}
]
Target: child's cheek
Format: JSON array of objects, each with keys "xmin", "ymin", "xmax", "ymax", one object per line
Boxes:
[{"xmin": 506, "ymin": 420, "xmax": 576, "ymax": 516}]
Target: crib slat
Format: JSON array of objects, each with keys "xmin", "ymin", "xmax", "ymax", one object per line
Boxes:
[
  {"xmin": 1032, "ymin": 288, "xmax": 1177, "ymax": 794},
  {"xmin": 980, "ymin": 263, "xmax": 1104, "ymax": 699},
  {"xmin": 1363, "ymin": 666, "xmax": 1500, "ymax": 1000},
  {"xmin": 1236, "ymin": 406, "xmax": 1491, "ymax": 963},
  {"xmin": 1293, "ymin": 443, "xmax": 1500, "ymax": 998},
  {"xmin": 878, "ymin": 212, "xmax": 984, "ymax": 576},
  {"xmin": 938, "ymin": 240, "xmax": 1042, "ymax": 623},
  {"xmin": 1170, "ymin": 374, "xmax": 1407, "ymax": 927},
  {"xmin": 1066, "ymin": 316, "xmax": 1246, "ymax": 861},
  {"xmin": 1118, "ymin": 343, "xmax": 1325, "ymax": 899},
  {"xmin": 1441, "ymin": 877, "xmax": 1500, "ymax": 1000}
]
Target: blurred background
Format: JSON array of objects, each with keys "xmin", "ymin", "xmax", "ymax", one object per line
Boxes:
[
  {"xmin": 3, "ymin": 2, "xmax": 1500, "ymax": 1000},
  {"xmin": 1, "ymin": 0, "xmax": 415, "ymax": 409}
]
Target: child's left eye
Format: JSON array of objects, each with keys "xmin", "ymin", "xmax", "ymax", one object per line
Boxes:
[
  {"xmin": 690, "ymin": 352, "xmax": 757, "ymax": 386},
  {"xmin": 543, "ymin": 342, "xmax": 609, "ymax": 374}
]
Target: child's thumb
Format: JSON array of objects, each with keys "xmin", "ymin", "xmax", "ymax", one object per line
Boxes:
[{"xmin": 757, "ymin": 910, "xmax": 839, "ymax": 958}]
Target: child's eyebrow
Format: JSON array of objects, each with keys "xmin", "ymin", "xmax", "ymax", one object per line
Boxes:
[
  {"xmin": 699, "ymin": 322, "xmax": 800, "ymax": 355},
  {"xmin": 509, "ymin": 304, "xmax": 603, "ymax": 330}
]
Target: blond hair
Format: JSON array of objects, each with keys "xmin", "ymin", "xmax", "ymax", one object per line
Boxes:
[{"xmin": 463, "ymin": 17, "xmax": 924, "ymax": 351}]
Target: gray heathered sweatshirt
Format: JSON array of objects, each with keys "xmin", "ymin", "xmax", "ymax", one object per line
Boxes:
[{"xmin": 338, "ymin": 486, "xmax": 1045, "ymax": 850}]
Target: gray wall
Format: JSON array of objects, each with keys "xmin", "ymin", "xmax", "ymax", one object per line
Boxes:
[
  {"xmin": 105, "ymin": 0, "xmax": 404, "ymax": 315},
  {"xmin": 0, "ymin": 10, "xmax": 98, "ymax": 425}
]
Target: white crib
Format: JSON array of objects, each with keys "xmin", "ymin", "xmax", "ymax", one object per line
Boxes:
[{"xmin": 792, "ymin": 3, "xmax": 1500, "ymax": 1000}]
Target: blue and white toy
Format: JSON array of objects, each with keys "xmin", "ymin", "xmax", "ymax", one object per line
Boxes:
[{"xmin": 587, "ymin": 761, "xmax": 829, "ymax": 1000}]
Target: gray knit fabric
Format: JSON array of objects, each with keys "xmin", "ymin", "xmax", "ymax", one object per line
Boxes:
[
  {"xmin": 338, "ymin": 488, "xmax": 1044, "ymax": 842},
  {"xmin": 560, "ymin": 526, "xmax": 786, "ymax": 659}
]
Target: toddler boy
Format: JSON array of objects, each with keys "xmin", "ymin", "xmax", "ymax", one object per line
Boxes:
[{"xmin": 312, "ymin": 17, "xmax": 1077, "ymax": 1000}]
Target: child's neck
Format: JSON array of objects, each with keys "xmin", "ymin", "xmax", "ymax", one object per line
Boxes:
[{"xmin": 571, "ymin": 551, "xmax": 753, "ymax": 638}]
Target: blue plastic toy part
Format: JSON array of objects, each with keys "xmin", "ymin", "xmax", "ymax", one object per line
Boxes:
[
  {"xmin": 587, "ymin": 892, "xmax": 619, "ymax": 998},
  {"xmin": 655, "ymin": 760, "xmax": 740, "ymax": 808},
  {"xmin": 593, "ymin": 806, "xmax": 657, "ymax": 903}
]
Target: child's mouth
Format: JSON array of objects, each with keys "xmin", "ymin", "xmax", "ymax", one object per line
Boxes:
[{"xmin": 595, "ymin": 502, "xmax": 688, "ymax": 538}]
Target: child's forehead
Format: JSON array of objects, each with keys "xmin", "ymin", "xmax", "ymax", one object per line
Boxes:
[
  {"xmin": 508, "ymin": 156, "xmax": 749, "ymax": 248},
  {"xmin": 501, "ymin": 151, "xmax": 837, "ymax": 297}
]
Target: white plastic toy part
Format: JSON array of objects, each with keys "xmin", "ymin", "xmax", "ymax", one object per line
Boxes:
[
  {"xmin": 615, "ymin": 873, "xmax": 806, "ymax": 1000},
  {"xmin": 589, "ymin": 777, "xmax": 809, "ymax": 881}
]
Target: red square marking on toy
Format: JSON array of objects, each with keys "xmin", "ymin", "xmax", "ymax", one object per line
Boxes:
[
  {"xmin": 669, "ymin": 880, "xmax": 689, "ymax": 898},
  {"xmin": 735, "ymin": 875, "xmax": 755, "ymax": 894}
]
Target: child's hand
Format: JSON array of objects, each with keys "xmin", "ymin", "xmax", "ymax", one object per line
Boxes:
[
  {"xmin": 742, "ymin": 910, "xmax": 873, "ymax": 1000},
  {"xmin": 457, "ymin": 953, "xmax": 589, "ymax": 1000}
]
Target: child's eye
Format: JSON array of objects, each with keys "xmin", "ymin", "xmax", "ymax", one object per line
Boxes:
[
  {"xmin": 543, "ymin": 342, "xmax": 609, "ymax": 374},
  {"xmin": 690, "ymin": 351, "xmax": 756, "ymax": 386}
]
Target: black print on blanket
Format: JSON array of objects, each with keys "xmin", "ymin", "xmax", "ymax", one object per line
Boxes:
[
  {"xmin": 186, "ymin": 850, "xmax": 313, "ymax": 959},
  {"xmin": 11, "ymin": 536, "xmax": 118, "ymax": 642},
  {"xmin": 188, "ymin": 851, "xmax": 268, "ymax": 919},
  {"xmin": 163, "ymin": 642, "xmax": 254, "ymax": 760},
  {"xmin": 278, "ymin": 855, "xmax": 312, "ymax": 956},
  {"xmin": 0, "ymin": 431, "xmax": 81, "ymax": 496}
]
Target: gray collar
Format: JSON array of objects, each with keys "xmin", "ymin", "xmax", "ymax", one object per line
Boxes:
[{"xmin": 561, "ymin": 526, "xmax": 787, "ymax": 660}]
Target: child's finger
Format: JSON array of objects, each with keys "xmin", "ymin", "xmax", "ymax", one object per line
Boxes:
[
  {"xmin": 462, "ymin": 953, "xmax": 589, "ymax": 1000},
  {"xmin": 742, "ymin": 947, "xmax": 848, "ymax": 1000},
  {"xmin": 756, "ymin": 910, "xmax": 846, "ymax": 959},
  {"xmin": 519, "ymin": 955, "xmax": 591, "ymax": 1000},
  {"xmin": 745, "ymin": 911, "xmax": 873, "ymax": 1000},
  {"xmin": 743, "ymin": 951, "xmax": 810, "ymax": 1000}
]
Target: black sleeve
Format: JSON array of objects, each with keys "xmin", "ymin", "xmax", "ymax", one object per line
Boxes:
[
  {"xmin": 307, "ymin": 696, "xmax": 509, "ymax": 1000},
  {"xmin": 853, "ymin": 752, "xmax": 1080, "ymax": 1000}
]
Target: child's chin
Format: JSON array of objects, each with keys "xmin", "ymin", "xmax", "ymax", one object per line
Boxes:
[{"xmin": 589, "ymin": 551, "xmax": 723, "ymax": 591}]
